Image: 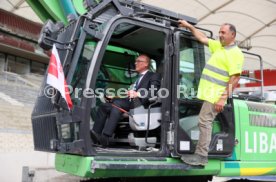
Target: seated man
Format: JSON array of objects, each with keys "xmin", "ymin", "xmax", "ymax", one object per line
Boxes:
[{"xmin": 91, "ymin": 54, "xmax": 161, "ymax": 146}]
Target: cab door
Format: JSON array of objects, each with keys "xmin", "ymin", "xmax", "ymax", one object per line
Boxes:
[{"xmin": 171, "ymin": 31, "xmax": 235, "ymax": 158}]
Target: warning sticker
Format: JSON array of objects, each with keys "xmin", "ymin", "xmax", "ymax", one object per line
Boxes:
[{"xmin": 180, "ymin": 141, "xmax": 190, "ymax": 151}]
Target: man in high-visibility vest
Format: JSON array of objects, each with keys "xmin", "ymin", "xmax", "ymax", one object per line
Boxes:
[{"xmin": 178, "ymin": 20, "xmax": 244, "ymax": 166}]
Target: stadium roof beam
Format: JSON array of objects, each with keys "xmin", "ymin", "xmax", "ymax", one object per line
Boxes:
[
  {"xmin": 239, "ymin": 19, "xmax": 276, "ymax": 48},
  {"xmin": 10, "ymin": 0, "xmax": 25, "ymax": 12},
  {"xmin": 198, "ymin": 0, "xmax": 234, "ymax": 22}
]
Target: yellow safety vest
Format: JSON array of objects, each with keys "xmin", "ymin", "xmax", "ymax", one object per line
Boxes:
[{"xmin": 197, "ymin": 39, "xmax": 244, "ymax": 104}]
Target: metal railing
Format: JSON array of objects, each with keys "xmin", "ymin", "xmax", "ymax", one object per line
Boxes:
[{"xmin": 238, "ymin": 51, "xmax": 264, "ymax": 101}]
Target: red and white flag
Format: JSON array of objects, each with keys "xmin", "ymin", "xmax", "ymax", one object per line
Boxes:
[{"xmin": 47, "ymin": 44, "xmax": 73, "ymax": 110}]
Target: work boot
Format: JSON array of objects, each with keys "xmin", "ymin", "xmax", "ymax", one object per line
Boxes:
[
  {"xmin": 90, "ymin": 130, "xmax": 101, "ymax": 144},
  {"xmin": 181, "ymin": 154, "xmax": 208, "ymax": 166},
  {"xmin": 99, "ymin": 134, "xmax": 110, "ymax": 147}
]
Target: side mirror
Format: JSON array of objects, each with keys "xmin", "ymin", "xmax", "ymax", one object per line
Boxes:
[{"xmin": 38, "ymin": 20, "xmax": 64, "ymax": 50}]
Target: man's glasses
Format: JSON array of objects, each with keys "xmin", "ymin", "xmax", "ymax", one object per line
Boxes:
[{"xmin": 135, "ymin": 60, "xmax": 146, "ymax": 63}]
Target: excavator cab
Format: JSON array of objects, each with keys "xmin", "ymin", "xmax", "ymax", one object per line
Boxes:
[{"xmin": 32, "ymin": 0, "xmax": 240, "ymax": 159}]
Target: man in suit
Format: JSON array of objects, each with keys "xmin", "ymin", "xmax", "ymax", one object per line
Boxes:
[{"xmin": 91, "ymin": 54, "xmax": 161, "ymax": 146}]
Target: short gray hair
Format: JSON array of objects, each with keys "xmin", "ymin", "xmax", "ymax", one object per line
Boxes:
[
  {"xmin": 223, "ymin": 23, "xmax": 236, "ymax": 37},
  {"xmin": 138, "ymin": 54, "xmax": 151, "ymax": 68}
]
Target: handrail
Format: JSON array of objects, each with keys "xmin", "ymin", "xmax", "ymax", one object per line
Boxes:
[
  {"xmin": 240, "ymin": 51, "xmax": 264, "ymax": 100},
  {"xmin": 134, "ymin": 12, "xmax": 213, "ymax": 38}
]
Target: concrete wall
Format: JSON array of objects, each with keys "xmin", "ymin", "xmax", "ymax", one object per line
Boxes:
[
  {"xmin": 0, "ymin": 101, "xmax": 55, "ymax": 182},
  {"xmin": 0, "ymin": 55, "xmax": 5, "ymax": 72},
  {"xmin": 0, "ymin": 151, "xmax": 55, "ymax": 182}
]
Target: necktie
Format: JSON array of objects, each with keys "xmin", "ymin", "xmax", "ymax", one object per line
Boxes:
[{"xmin": 134, "ymin": 74, "xmax": 143, "ymax": 90}]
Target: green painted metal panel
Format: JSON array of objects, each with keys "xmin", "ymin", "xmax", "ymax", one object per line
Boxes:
[
  {"xmin": 55, "ymin": 153, "xmax": 92, "ymax": 177},
  {"xmin": 39, "ymin": 0, "xmax": 68, "ymax": 23},
  {"xmin": 237, "ymin": 100, "xmax": 276, "ymax": 161},
  {"xmin": 72, "ymin": 0, "xmax": 87, "ymax": 15},
  {"xmin": 238, "ymin": 162, "xmax": 276, "ymax": 176},
  {"xmin": 26, "ymin": 0, "xmax": 54, "ymax": 22},
  {"xmin": 231, "ymin": 99, "xmax": 242, "ymax": 160},
  {"xmin": 220, "ymin": 161, "xmax": 276, "ymax": 177},
  {"xmin": 55, "ymin": 153, "xmax": 221, "ymax": 178},
  {"xmin": 219, "ymin": 161, "xmax": 240, "ymax": 176}
]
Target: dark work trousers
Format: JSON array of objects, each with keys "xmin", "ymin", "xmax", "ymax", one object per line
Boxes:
[{"xmin": 93, "ymin": 98, "xmax": 131, "ymax": 137}]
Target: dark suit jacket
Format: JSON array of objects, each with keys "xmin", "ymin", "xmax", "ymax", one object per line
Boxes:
[{"xmin": 135, "ymin": 71, "xmax": 161, "ymax": 107}]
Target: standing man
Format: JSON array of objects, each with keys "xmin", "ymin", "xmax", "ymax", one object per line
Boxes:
[
  {"xmin": 178, "ymin": 20, "xmax": 244, "ymax": 166},
  {"xmin": 91, "ymin": 54, "xmax": 161, "ymax": 147}
]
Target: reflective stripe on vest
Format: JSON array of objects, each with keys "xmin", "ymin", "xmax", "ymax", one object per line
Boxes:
[
  {"xmin": 201, "ymin": 63, "xmax": 229, "ymax": 87},
  {"xmin": 201, "ymin": 74, "xmax": 228, "ymax": 87},
  {"xmin": 204, "ymin": 64, "xmax": 229, "ymax": 77}
]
